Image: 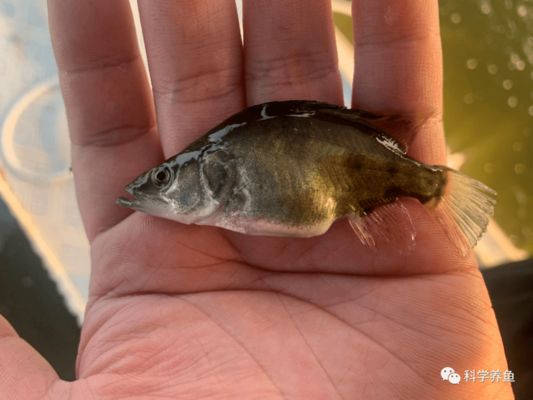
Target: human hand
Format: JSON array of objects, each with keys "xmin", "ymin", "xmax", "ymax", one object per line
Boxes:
[{"xmin": 0, "ymin": 1, "xmax": 513, "ymax": 399}]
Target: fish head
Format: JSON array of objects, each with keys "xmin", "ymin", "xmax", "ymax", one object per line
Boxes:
[{"xmin": 117, "ymin": 148, "xmax": 236, "ymax": 224}]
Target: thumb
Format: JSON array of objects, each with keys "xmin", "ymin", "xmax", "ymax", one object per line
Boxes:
[{"xmin": 0, "ymin": 315, "xmax": 68, "ymax": 399}]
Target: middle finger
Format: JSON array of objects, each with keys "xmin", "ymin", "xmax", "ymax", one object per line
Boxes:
[
  {"xmin": 244, "ymin": 0, "xmax": 343, "ymax": 105},
  {"xmin": 138, "ymin": 0, "xmax": 245, "ymax": 157}
]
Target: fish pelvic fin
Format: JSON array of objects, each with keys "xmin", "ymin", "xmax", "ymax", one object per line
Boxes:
[
  {"xmin": 430, "ymin": 168, "xmax": 496, "ymax": 255},
  {"xmin": 348, "ymin": 213, "xmax": 376, "ymax": 247},
  {"xmin": 348, "ymin": 202, "xmax": 416, "ymax": 252}
]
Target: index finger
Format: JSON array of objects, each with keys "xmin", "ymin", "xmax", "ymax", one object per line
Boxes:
[
  {"xmin": 48, "ymin": 0, "xmax": 163, "ymax": 241},
  {"xmin": 352, "ymin": 1, "xmax": 445, "ymax": 165}
]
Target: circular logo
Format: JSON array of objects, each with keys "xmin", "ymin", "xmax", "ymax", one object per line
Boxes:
[{"xmin": 441, "ymin": 367, "xmax": 455, "ymax": 381}]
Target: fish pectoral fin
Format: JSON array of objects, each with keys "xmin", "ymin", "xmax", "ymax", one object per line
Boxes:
[
  {"xmin": 230, "ymin": 182, "xmax": 252, "ymax": 211},
  {"xmin": 348, "ymin": 201, "xmax": 416, "ymax": 251}
]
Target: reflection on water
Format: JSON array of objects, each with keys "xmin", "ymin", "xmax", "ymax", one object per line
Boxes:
[
  {"xmin": 440, "ymin": 0, "xmax": 532, "ymax": 254},
  {"xmin": 335, "ymin": 0, "xmax": 533, "ymax": 255}
]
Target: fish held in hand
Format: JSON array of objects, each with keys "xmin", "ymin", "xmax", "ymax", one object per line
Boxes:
[{"xmin": 117, "ymin": 100, "xmax": 496, "ymax": 254}]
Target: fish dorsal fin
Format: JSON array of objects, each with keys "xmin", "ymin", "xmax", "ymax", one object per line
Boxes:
[
  {"xmin": 206, "ymin": 100, "xmax": 341, "ymax": 129},
  {"xmin": 257, "ymin": 101, "xmax": 409, "ymax": 155},
  {"xmin": 374, "ymin": 134, "xmax": 406, "ymax": 155},
  {"xmin": 316, "ymin": 107, "xmax": 410, "ymax": 154},
  {"xmin": 255, "ymin": 100, "xmax": 342, "ymax": 119},
  {"xmin": 209, "ymin": 100, "xmax": 412, "ymax": 154}
]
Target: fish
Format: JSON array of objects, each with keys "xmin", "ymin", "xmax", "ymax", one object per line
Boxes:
[{"xmin": 117, "ymin": 100, "xmax": 496, "ymax": 253}]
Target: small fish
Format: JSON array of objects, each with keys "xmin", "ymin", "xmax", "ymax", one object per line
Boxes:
[{"xmin": 117, "ymin": 100, "xmax": 496, "ymax": 253}]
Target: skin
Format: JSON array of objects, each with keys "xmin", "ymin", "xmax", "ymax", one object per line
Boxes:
[{"xmin": 0, "ymin": 1, "xmax": 514, "ymax": 399}]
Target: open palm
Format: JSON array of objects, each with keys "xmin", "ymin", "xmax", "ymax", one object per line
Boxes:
[{"xmin": 0, "ymin": 1, "xmax": 512, "ymax": 399}]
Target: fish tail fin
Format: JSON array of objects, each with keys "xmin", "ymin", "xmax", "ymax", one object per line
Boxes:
[{"xmin": 430, "ymin": 168, "xmax": 496, "ymax": 255}]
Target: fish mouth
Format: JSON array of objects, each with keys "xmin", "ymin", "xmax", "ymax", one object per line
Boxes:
[
  {"xmin": 116, "ymin": 184, "xmax": 143, "ymax": 210},
  {"xmin": 116, "ymin": 196, "xmax": 140, "ymax": 209}
]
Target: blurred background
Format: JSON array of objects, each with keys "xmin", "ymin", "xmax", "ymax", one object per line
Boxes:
[{"xmin": 0, "ymin": 0, "xmax": 531, "ymax": 397}]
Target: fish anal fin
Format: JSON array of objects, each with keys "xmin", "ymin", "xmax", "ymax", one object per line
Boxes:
[{"xmin": 348, "ymin": 201, "xmax": 416, "ymax": 252}]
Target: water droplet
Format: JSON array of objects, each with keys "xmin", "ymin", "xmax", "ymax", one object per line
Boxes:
[
  {"xmin": 528, "ymin": 105, "xmax": 533, "ymax": 116},
  {"xmin": 515, "ymin": 60, "xmax": 526, "ymax": 71},
  {"xmin": 512, "ymin": 141, "xmax": 524, "ymax": 152},
  {"xmin": 464, "ymin": 93, "xmax": 475, "ymax": 104},
  {"xmin": 466, "ymin": 58, "xmax": 479, "ymax": 70},
  {"xmin": 517, "ymin": 5, "xmax": 528, "ymax": 17},
  {"xmin": 450, "ymin": 12, "xmax": 462, "ymax": 24},
  {"xmin": 514, "ymin": 163, "xmax": 526, "ymax": 174},
  {"xmin": 508, "ymin": 96, "xmax": 518, "ymax": 108},
  {"xmin": 21, "ymin": 276, "xmax": 33, "ymax": 287},
  {"xmin": 509, "ymin": 53, "xmax": 526, "ymax": 70},
  {"xmin": 480, "ymin": 0, "xmax": 492, "ymax": 14},
  {"xmin": 503, "ymin": 79, "xmax": 514, "ymax": 90},
  {"xmin": 487, "ymin": 64, "xmax": 499, "ymax": 74},
  {"xmin": 484, "ymin": 163, "xmax": 494, "ymax": 173},
  {"xmin": 514, "ymin": 188, "xmax": 527, "ymax": 204}
]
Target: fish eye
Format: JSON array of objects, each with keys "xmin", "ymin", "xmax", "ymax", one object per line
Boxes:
[{"xmin": 151, "ymin": 166, "xmax": 172, "ymax": 188}]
